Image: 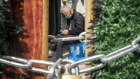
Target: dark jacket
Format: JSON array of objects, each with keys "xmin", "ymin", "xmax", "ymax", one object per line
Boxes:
[{"xmin": 67, "ymin": 11, "xmax": 85, "ymax": 35}]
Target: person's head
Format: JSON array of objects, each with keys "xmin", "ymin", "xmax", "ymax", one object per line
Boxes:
[{"xmin": 60, "ymin": 6, "xmax": 74, "ymax": 19}]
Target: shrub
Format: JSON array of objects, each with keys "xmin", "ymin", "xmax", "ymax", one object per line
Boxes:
[
  {"xmin": 0, "ymin": 0, "xmax": 21, "ymax": 56},
  {"xmin": 95, "ymin": 0, "xmax": 140, "ymax": 79}
]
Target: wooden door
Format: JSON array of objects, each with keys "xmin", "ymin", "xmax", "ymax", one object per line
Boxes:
[{"xmin": 1, "ymin": 0, "xmax": 49, "ymax": 79}]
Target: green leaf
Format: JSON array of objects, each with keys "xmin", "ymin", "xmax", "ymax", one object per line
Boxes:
[{"xmin": 95, "ymin": 0, "xmax": 140, "ymax": 78}]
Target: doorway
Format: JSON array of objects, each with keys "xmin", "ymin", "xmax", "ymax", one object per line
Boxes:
[{"xmin": 49, "ymin": 0, "xmax": 61, "ymax": 35}]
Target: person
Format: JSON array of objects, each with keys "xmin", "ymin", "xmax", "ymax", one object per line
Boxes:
[{"xmin": 48, "ymin": 6, "xmax": 85, "ymax": 60}]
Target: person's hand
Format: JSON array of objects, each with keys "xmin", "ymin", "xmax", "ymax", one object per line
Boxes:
[
  {"xmin": 60, "ymin": 30, "xmax": 63, "ymax": 33},
  {"xmin": 60, "ymin": 30, "xmax": 64, "ymax": 35},
  {"xmin": 63, "ymin": 30, "xmax": 69, "ymax": 36},
  {"xmin": 61, "ymin": 30, "xmax": 68, "ymax": 36}
]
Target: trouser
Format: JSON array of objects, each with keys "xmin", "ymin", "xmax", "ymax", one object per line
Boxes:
[{"xmin": 49, "ymin": 34, "xmax": 79, "ymax": 60}]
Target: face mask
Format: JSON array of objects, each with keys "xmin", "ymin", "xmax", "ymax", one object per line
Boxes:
[{"xmin": 65, "ymin": 15, "xmax": 71, "ymax": 19}]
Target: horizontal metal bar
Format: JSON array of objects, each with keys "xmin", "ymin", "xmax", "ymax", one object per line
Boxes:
[
  {"xmin": 48, "ymin": 32, "xmax": 86, "ymax": 43},
  {"xmin": 57, "ymin": 36, "xmax": 84, "ymax": 42}
]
